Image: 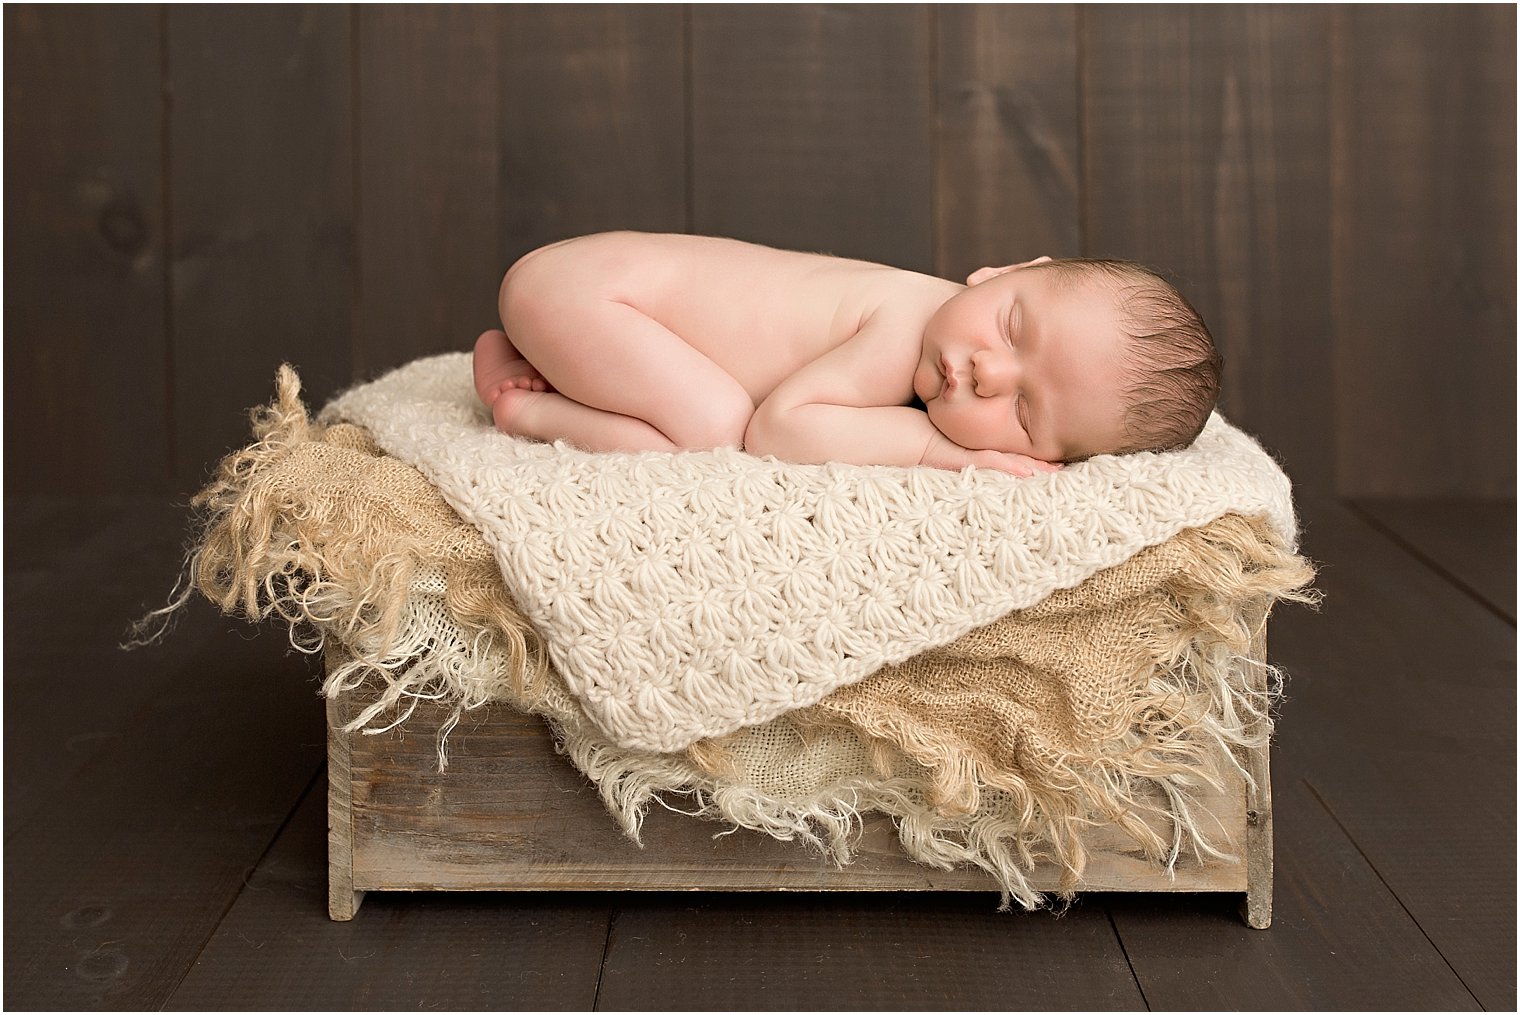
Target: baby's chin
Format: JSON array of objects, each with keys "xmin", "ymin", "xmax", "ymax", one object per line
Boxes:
[{"xmin": 911, "ymin": 365, "xmax": 938, "ymax": 404}]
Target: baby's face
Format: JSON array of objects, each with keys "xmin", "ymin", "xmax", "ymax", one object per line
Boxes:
[{"xmin": 913, "ymin": 267, "xmax": 1129, "ymax": 462}]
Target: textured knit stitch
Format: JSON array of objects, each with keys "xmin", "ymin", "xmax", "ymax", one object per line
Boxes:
[{"xmin": 321, "ymin": 353, "xmax": 1297, "ymax": 754}]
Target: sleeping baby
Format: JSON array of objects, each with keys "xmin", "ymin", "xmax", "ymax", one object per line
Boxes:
[{"xmin": 472, "ymin": 231, "xmax": 1221, "ymax": 477}]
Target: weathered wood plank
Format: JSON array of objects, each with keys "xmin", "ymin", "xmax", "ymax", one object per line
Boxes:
[
  {"xmin": 356, "ymin": 6, "xmax": 499, "ymax": 376},
  {"xmin": 1241, "ymin": 618, "xmax": 1274, "ymax": 929},
  {"xmin": 1264, "ymin": 496, "xmax": 1515, "ymax": 1009},
  {"xmin": 326, "ymin": 690, "xmax": 363, "ymax": 920},
  {"xmin": 2, "ymin": 6, "xmax": 168, "ymax": 495},
  {"xmin": 166, "ymin": 6, "xmax": 353, "ymax": 493},
  {"xmin": 1349, "ymin": 498, "xmax": 1515, "ymax": 623},
  {"xmin": 165, "ymin": 781, "xmax": 611, "ymax": 1011},
  {"xmin": 597, "ymin": 891, "xmax": 1144, "ymax": 1011},
  {"xmin": 1331, "ymin": 6, "xmax": 1516, "ymax": 497},
  {"xmin": 934, "ymin": 4, "xmax": 1081, "ymax": 283},
  {"xmin": 340, "ymin": 694, "xmax": 1249, "ymax": 896},
  {"xmin": 1109, "ymin": 777, "xmax": 1479, "ymax": 1010},
  {"xmin": 1082, "ymin": 5, "xmax": 1335, "ymax": 494},
  {"xmin": 3, "ymin": 498, "xmax": 219, "ymax": 838},
  {"xmin": 498, "ymin": 4, "xmax": 687, "ymax": 264},
  {"xmin": 1, "ymin": 607, "xmax": 322, "ymax": 1009},
  {"xmin": 691, "ymin": 5, "xmax": 934, "ymax": 270}
]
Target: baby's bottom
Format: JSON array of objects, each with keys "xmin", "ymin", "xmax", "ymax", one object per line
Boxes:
[{"xmin": 470, "ymin": 300, "xmax": 754, "ymax": 454}]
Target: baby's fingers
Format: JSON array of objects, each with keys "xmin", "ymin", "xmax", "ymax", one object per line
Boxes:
[{"xmin": 1007, "ymin": 453, "xmax": 1062, "ymax": 476}]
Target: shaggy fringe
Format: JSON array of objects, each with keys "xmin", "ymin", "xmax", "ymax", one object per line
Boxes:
[
  {"xmin": 142, "ymin": 365, "xmax": 1318, "ymax": 911},
  {"xmin": 129, "ymin": 364, "xmax": 552, "ymax": 764}
]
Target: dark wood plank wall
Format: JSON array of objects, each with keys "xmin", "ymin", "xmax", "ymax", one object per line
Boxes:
[
  {"xmin": 4, "ymin": 5, "xmax": 1514, "ymax": 499},
  {"xmin": 4, "ymin": 7, "xmax": 170, "ymax": 494}
]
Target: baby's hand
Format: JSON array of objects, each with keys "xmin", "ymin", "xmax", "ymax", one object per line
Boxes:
[
  {"xmin": 920, "ymin": 430, "xmax": 1062, "ymax": 477},
  {"xmin": 966, "ymin": 448, "xmax": 1063, "ymax": 478}
]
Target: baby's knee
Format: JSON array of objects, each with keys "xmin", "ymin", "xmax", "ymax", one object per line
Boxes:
[{"xmin": 664, "ymin": 390, "xmax": 753, "ymax": 450}]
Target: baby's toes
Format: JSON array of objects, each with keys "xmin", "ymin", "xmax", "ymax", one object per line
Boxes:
[{"xmin": 491, "ymin": 387, "xmax": 539, "ymax": 436}]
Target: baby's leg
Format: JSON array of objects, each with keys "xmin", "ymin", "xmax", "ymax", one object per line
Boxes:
[
  {"xmin": 472, "ymin": 329, "xmax": 552, "ymax": 406},
  {"xmin": 500, "ymin": 294, "xmax": 755, "ymax": 452},
  {"xmin": 492, "ymin": 389, "xmax": 678, "ymax": 453}
]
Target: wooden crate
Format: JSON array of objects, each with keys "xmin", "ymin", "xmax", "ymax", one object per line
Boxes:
[{"xmin": 325, "ymin": 638, "xmax": 1274, "ymax": 928}]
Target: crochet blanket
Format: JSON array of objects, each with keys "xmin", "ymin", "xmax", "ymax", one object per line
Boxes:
[{"xmin": 321, "ymin": 353, "xmax": 1296, "ymax": 753}]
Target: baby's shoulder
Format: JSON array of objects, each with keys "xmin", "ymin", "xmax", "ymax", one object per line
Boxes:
[{"xmin": 847, "ymin": 264, "xmax": 959, "ymax": 328}]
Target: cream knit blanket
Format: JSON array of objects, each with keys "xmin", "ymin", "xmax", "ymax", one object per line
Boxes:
[{"xmin": 322, "ymin": 352, "xmax": 1296, "ymax": 754}]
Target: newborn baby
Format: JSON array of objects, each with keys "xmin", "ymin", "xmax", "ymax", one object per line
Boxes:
[{"xmin": 473, "ymin": 231, "xmax": 1220, "ymax": 477}]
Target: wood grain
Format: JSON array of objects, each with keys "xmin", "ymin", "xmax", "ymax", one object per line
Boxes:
[
  {"xmin": 356, "ymin": 6, "xmax": 500, "ymax": 376},
  {"xmin": 336, "ymin": 686, "xmax": 1251, "ymax": 898},
  {"xmin": 1241, "ymin": 617, "xmax": 1274, "ymax": 928},
  {"xmin": 326, "ymin": 688, "xmax": 362, "ymax": 920},
  {"xmin": 166, "ymin": 7, "xmax": 354, "ymax": 493},
  {"xmin": 691, "ymin": 5, "xmax": 934, "ymax": 270},
  {"xmin": 1332, "ymin": 6, "xmax": 1517, "ymax": 498},
  {"xmin": 934, "ymin": 4, "xmax": 1081, "ymax": 283},
  {"xmin": 2, "ymin": 6, "xmax": 168, "ymax": 495},
  {"xmin": 1082, "ymin": 6, "xmax": 1336, "ymax": 494},
  {"xmin": 498, "ymin": 4, "xmax": 687, "ymax": 265}
]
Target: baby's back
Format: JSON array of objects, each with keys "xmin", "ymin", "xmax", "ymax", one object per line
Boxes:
[{"xmin": 518, "ymin": 232, "xmax": 943, "ymax": 402}]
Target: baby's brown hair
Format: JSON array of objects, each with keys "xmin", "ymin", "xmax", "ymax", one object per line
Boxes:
[{"xmin": 1033, "ymin": 258, "xmax": 1222, "ymax": 457}]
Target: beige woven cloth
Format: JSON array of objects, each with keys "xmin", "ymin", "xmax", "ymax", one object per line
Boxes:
[{"xmin": 158, "ymin": 367, "xmax": 1316, "ymax": 907}]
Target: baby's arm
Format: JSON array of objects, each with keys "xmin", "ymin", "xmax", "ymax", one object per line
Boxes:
[{"xmin": 745, "ymin": 316, "xmax": 1058, "ymax": 477}]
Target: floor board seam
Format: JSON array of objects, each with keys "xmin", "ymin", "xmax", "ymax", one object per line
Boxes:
[
  {"xmin": 590, "ymin": 902, "xmax": 619, "ymax": 1011},
  {"xmin": 1341, "ymin": 500, "xmax": 1514, "ymax": 626},
  {"xmin": 1105, "ymin": 905, "xmax": 1151, "ymax": 1011},
  {"xmin": 153, "ymin": 760, "xmax": 328, "ymax": 1011},
  {"xmin": 1300, "ymin": 777, "xmax": 1484, "ymax": 1010}
]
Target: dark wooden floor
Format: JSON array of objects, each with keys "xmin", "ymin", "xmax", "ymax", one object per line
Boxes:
[{"xmin": 4, "ymin": 493, "xmax": 1514, "ymax": 1011}]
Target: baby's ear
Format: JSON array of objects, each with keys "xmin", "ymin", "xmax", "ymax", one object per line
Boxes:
[{"xmin": 964, "ymin": 256, "xmax": 1053, "ymax": 287}]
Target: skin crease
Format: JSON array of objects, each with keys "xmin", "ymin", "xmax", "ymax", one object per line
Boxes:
[{"xmin": 914, "ymin": 264, "xmax": 1130, "ymax": 463}]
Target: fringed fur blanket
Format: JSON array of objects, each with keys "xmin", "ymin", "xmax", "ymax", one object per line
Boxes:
[{"xmin": 159, "ymin": 361, "xmax": 1315, "ymax": 909}]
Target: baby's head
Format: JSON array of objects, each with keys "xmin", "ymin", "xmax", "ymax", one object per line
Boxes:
[
  {"xmin": 915, "ymin": 257, "xmax": 1222, "ymax": 462},
  {"xmin": 1033, "ymin": 258, "xmax": 1221, "ymax": 458}
]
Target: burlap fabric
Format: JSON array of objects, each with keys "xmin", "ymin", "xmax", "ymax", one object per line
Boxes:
[{"xmin": 152, "ymin": 367, "xmax": 1316, "ymax": 907}]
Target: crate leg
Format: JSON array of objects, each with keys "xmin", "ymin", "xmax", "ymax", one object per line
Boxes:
[
  {"xmin": 330, "ymin": 887, "xmax": 366, "ymax": 921},
  {"xmin": 327, "ymin": 693, "xmax": 363, "ymax": 921},
  {"xmin": 1238, "ymin": 626, "xmax": 1274, "ymax": 929},
  {"xmin": 1241, "ymin": 768, "xmax": 1273, "ymax": 929}
]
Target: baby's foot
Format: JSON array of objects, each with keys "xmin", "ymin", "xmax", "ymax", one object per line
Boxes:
[
  {"xmin": 472, "ymin": 329, "xmax": 551, "ymax": 407},
  {"xmin": 490, "ymin": 386, "xmax": 543, "ymax": 438}
]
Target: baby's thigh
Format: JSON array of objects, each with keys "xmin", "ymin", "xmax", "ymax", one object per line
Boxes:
[{"xmin": 508, "ymin": 295, "xmax": 753, "ymax": 449}]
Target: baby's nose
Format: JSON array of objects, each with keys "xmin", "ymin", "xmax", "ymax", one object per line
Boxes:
[{"xmin": 971, "ymin": 349, "xmax": 1017, "ymax": 395}]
